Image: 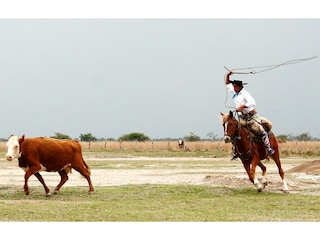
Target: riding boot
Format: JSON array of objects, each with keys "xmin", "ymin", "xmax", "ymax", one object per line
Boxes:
[
  {"xmin": 231, "ymin": 145, "xmax": 238, "ymax": 160},
  {"xmin": 231, "ymin": 153, "xmax": 238, "ymax": 160},
  {"xmin": 261, "ymin": 130, "xmax": 275, "ymax": 155}
]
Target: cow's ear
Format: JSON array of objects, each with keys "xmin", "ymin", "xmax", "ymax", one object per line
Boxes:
[{"xmin": 19, "ymin": 134, "xmax": 25, "ymax": 145}]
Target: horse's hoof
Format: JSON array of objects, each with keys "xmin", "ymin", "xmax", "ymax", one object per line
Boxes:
[
  {"xmin": 46, "ymin": 192, "xmax": 51, "ymax": 197},
  {"xmin": 257, "ymin": 188, "xmax": 263, "ymax": 193},
  {"xmin": 283, "ymin": 190, "xmax": 289, "ymax": 194}
]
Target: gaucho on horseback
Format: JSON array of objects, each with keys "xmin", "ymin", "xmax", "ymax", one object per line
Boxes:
[{"xmin": 225, "ymin": 70, "xmax": 275, "ymax": 160}]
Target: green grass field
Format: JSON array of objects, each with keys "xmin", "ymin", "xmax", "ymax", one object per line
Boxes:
[{"xmin": 1, "ymin": 184, "xmax": 320, "ymax": 222}]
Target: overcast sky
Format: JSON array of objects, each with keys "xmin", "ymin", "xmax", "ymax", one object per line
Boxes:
[{"xmin": 0, "ymin": 18, "xmax": 319, "ymax": 139}]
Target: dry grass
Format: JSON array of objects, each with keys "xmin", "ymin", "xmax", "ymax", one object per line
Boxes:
[
  {"xmin": 278, "ymin": 141, "xmax": 320, "ymax": 156},
  {"xmin": 78, "ymin": 141, "xmax": 231, "ymax": 152},
  {"xmin": 79, "ymin": 140, "xmax": 320, "ymax": 153}
]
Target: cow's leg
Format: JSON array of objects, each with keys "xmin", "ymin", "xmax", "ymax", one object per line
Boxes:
[
  {"xmin": 24, "ymin": 167, "xmax": 47, "ymax": 196},
  {"xmin": 86, "ymin": 177, "xmax": 94, "ymax": 193},
  {"xmin": 23, "ymin": 172, "xmax": 32, "ymax": 195},
  {"xmin": 73, "ymin": 166, "xmax": 94, "ymax": 193},
  {"xmin": 54, "ymin": 170, "xmax": 69, "ymax": 194},
  {"xmin": 34, "ymin": 172, "xmax": 51, "ymax": 197}
]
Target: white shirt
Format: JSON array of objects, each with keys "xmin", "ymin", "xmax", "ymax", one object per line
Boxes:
[{"xmin": 226, "ymin": 83, "xmax": 256, "ymax": 114}]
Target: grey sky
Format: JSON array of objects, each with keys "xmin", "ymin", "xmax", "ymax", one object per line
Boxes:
[{"xmin": 0, "ymin": 18, "xmax": 319, "ymax": 139}]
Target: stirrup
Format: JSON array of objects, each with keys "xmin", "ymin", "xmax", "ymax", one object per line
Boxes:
[{"xmin": 231, "ymin": 154, "xmax": 238, "ymax": 161}]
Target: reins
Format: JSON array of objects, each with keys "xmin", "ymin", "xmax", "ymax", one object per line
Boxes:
[
  {"xmin": 234, "ymin": 111, "xmax": 242, "ymax": 139},
  {"xmin": 229, "ymin": 112, "xmax": 252, "ymax": 160}
]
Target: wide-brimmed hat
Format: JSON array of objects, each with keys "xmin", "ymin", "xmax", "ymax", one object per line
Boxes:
[{"xmin": 230, "ymin": 80, "xmax": 247, "ymax": 86}]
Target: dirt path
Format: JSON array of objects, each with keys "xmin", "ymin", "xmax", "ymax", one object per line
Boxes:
[{"xmin": 1, "ymin": 157, "xmax": 320, "ymax": 195}]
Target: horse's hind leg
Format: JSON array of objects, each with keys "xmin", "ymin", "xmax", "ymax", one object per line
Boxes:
[
  {"xmin": 271, "ymin": 154, "xmax": 289, "ymax": 193},
  {"xmin": 257, "ymin": 162, "xmax": 268, "ymax": 188}
]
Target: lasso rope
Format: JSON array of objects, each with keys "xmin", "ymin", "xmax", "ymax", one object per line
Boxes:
[
  {"xmin": 224, "ymin": 56, "xmax": 317, "ymax": 74},
  {"xmin": 223, "ymin": 56, "xmax": 317, "ymax": 108}
]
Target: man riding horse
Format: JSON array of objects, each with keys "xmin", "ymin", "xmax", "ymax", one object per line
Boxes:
[{"xmin": 225, "ymin": 70, "xmax": 275, "ymax": 160}]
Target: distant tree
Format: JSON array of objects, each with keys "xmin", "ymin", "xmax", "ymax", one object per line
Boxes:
[
  {"xmin": 79, "ymin": 133, "xmax": 97, "ymax": 142},
  {"xmin": 184, "ymin": 132, "xmax": 201, "ymax": 141},
  {"xmin": 106, "ymin": 137, "xmax": 116, "ymax": 141},
  {"xmin": 118, "ymin": 132, "xmax": 150, "ymax": 142},
  {"xmin": 206, "ymin": 132, "xmax": 217, "ymax": 141},
  {"xmin": 51, "ymin": 132, "xmax": 71, "ymax": 139},
  {"xmin": 276, "ymin": 134, "xmax": 289, "ymax": 142},
  {"xmin": 294, "ymin": 132, "xmax": 312, "ymax": 141},
  {"xmin": 276, "ymin": 134, "xmax": 295, "ymax": 141}
]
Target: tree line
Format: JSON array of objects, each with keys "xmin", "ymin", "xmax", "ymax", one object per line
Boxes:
[{"xmin": 50, "ymin": 131, "xmax": 320, "ymax": 142}]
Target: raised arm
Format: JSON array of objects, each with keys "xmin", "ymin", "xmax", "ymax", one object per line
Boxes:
[{"xmin": 225, "ymin": 71, "xmax": 233, "ymax": 85}]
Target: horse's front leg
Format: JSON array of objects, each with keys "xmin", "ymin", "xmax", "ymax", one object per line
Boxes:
[
  {"xmin": 241, "ymin": 160, "xmax": 253, "ymax": 182},
  {"xmin": 250, "ymin": 158, "xmax": 263, "ymax": 192},
  {"xmin": 257, "ymin": 162, "xmax": 267, "ymax": 188}
]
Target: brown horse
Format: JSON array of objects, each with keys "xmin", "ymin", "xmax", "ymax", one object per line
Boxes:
[{"xmin": 220, "ymin": 111, "xmax": 289, "ymax": 193}]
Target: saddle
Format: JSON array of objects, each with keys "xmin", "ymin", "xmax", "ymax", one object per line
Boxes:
[{"xmin": 241, "ymin": 117, "xmax": 273, "ymax": 142}]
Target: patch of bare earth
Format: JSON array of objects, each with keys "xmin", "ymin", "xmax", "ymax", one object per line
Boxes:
[{"xmin": 1, "ymin": 157, "xmax": 320, "ymax": 195}]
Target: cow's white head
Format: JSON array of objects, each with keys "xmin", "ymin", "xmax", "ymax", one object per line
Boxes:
[{"xmin": 5, "ymin": 135, "xmax": 22, "ymax": 161}]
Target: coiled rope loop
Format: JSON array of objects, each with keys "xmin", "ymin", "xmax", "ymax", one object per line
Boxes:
[{"xmin": 224, "ymin": 56, "xmax": 317, "ymax": 75}]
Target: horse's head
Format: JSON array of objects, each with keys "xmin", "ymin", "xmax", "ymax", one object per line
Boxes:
[{"xmin": 220, "ymin": 111, "xmax": 239, "ymax": 143}]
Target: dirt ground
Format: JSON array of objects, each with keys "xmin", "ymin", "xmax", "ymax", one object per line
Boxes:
[{"xmin": 1, "ymin": 157, "xmax": 320, "ymax": 195}]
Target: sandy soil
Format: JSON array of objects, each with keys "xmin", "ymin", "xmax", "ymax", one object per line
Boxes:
[{"xmin": 1, "ymin": 157, "xmax": 320, "ymax": 195}]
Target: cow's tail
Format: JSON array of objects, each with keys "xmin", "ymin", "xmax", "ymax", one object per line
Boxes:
[
  {"xmin": 74, "ymin": 139, "xmax": 91, "ymax": 175},
  {"xmin": 82, "ymin": 157, "xmax": 91, "ymax": 175}
]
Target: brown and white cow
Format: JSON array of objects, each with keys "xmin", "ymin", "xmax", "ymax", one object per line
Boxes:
[{"xmin": 5, "ymin": 134, "xmax": 94, "ymax": 197}]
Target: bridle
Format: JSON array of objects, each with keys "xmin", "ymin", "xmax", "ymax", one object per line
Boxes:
[
  {"xmin": 224, "ymin": 117, "xmax": 239, "ymax": 141},
  {"xmin": 224, "ymin": 112, "xmax": 252, "ymax": 160},
  {"xmin": 224, "ymin": 111, "xmax": 242, "ymax": 141}
]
